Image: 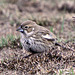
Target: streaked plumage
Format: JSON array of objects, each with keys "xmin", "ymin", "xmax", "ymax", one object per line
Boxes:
[{"xmin": 16, "ymin": 20, "xmax": 57, "ymax": 53}]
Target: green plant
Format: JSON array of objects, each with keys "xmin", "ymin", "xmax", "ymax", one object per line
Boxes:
[
  {"xmin": 0, "ymin": 0, "xmax": 5, "ymax": 5},
  {"xmin": 70, "ymin": 68, "xmax": 74, "ymax": 75},
  {"xmin": 0, "ymin": 36, "xmax": 8, "ymax": 47},
  {"xmin": 56, "ymin": 33, "xmax": 62, "ymax": 43},
  {"xmin": 50, "ymin": 26, "xmax": 53, "ymax": 32},
  {"xmin": 7, "ymin": 34, "xmax": 16, "ymax": 42},
  {"xmin": 0, "ymin": 34, "xmax": 19, "ymax": 48},
  {"xmin": 61, "ymin": 16, "xmax": 64, "ymax": 33},
  {"xmin": 54, "ymin": 73, "xmax": 57, "ymax": 75},
  {"xmin": 59, "ymin": 70, "xmax": 63, "ymax": 75}
]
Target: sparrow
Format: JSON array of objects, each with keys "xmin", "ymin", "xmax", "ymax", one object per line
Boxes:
[
  {"xmin": 16, "ymin": 20, "xmax": 57, "ymax": 53},
  {"xmin": 16, "ymin": 20, "xmax": 74, "ymax": 53}
]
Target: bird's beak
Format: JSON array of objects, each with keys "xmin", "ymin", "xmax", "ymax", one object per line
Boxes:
[{"xmin": 16, "ymin": 26, "xmax": 24, "ymax": 33}]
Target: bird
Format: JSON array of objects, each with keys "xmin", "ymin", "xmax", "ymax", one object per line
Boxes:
[
  {"xmin": 16, "ymin": 20, "xmax": 57, "ymax": 53},
  {"xmin": 16, "ymin": 20, "xmax": 74, "ymax": 53}
]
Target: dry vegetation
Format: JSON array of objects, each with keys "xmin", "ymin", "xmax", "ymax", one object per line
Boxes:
[{"xmin": 0, "ymin": 0, "xmax": 75, "ymax": 75}]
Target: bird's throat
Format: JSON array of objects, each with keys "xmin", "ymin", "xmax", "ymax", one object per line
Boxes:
[{"xmin": 20, "ymin": 30, "xmax": 34, "ymax": 38}]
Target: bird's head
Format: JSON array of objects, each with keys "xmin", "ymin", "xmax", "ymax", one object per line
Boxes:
[{"xmin": 16, "ymin": 20, "xmax": 37, "ymax": 34}]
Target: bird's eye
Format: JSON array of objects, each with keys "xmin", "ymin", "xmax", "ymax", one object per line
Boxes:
[{"xmin": 25, "ymin": 26, "xmax": 28, "ymax": 29}]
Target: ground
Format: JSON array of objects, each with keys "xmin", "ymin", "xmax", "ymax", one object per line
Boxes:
[{"xmin": 0, "ymin": 0, "xmax": 75, "ymax": 75}]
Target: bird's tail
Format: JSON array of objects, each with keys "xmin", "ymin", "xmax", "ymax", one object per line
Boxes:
[{"xmin": 55, "ymin": 42, "xmax": 74, "ymax": 52}]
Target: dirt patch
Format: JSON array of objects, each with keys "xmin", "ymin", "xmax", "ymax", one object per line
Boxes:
[{"xmin": 0, "ymin": 42, "xmax": 75, "ymax": 74}]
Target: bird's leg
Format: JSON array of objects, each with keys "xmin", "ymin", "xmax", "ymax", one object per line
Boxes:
[
  {"xmin": 23, "ymin": 53, "xmax": 34, "ymax": 58},
  {"xmin": 22, "ymin": 47, "xmax": 34, "ymax": 58}
]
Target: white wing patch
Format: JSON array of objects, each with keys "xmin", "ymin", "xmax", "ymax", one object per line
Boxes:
[{"xmin": 42, "ymin": 34, "xmax": 54, "ymax": 40}]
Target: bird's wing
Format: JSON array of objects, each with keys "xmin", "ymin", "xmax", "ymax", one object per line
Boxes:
[
  {"xmin": 37, "ymin": 29, "xmax": 57, "ymax": 41},
  {"xmin": 42, "ymin": 34, "xmax": 55, "ymax": 41}
]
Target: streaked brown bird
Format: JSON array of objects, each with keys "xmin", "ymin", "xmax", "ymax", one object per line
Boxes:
[{"xmin": 16, "ymin": 20, "xmax": 60, "ymax": 53}]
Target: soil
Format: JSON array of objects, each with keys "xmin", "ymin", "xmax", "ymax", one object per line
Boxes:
[{"xmin": 0, "ymin": 0, "xmax": 75, "ymax": 75}]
